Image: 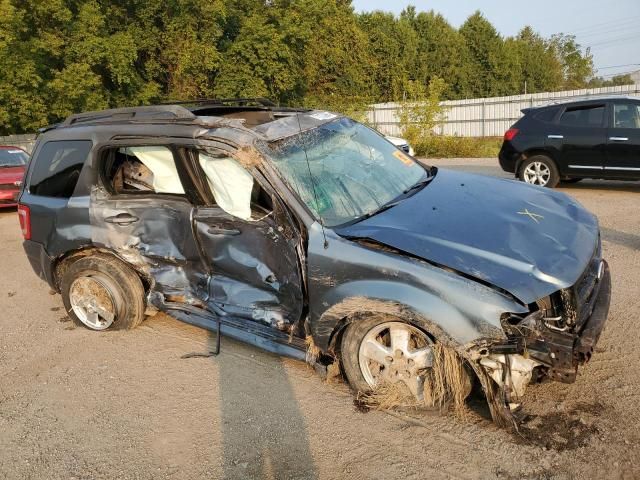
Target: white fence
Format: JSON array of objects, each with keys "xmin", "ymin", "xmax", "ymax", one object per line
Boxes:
[{"xmin": 367, "ymin": 84, "xmax": 640, "ymax": 137}]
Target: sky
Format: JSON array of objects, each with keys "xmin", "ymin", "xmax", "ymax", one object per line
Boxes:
[{"xmin": 352, "ymin": 0, "xmax": 640, "ymax": 80}]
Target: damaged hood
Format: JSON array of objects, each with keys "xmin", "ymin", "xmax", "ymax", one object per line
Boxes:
[{"xmin": 336, "ymin": 169, "xmax": 599, "ymax": 304}]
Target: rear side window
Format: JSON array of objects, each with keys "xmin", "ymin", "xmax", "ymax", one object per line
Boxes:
[
  {"xmin": 559, "ymin": 105, "xmax": 605, "ymax": 128},
  {"xmin": 29, "ymin": 140, "xmax": 92, "ymax": 198},
  {"xmin": 534, "ymin": 107, "xmax": 559, "ymax": 123}
]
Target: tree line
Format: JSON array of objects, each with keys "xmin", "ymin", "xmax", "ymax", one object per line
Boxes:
[{"xmin": 0, "ymin": 0, "xmax": 631, "ymax": 135}]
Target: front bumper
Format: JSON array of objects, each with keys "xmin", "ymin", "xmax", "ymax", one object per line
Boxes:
[{"xmin": 493, "ymin": 261, "xmax": 611, "ymax": 383}]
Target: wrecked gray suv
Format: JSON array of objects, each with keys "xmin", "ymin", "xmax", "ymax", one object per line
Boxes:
[{"xmin": 18, "ymin": 100, "xmax": 611, "ymax": 428}]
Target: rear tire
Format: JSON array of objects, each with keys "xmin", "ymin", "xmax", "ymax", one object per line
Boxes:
[
  {"xmin": 519, "ymin": 155, "xmax": 559, "ymax": 188},
  {"xmin": 60, "ymin": 254, "xmax": 145, "ymax": 331}
]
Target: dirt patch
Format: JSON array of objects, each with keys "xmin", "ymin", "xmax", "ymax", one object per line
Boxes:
[
  {"xmin": 70, "ymin": 277, "xmax": 113, "ymax": 311},
  {"xmin": 233, "ymin": 145, "xmax": 263, "ymax": 169},
  {"xmin": 517, "ymin": 401, "xmax": 606, "ymax": 451}
]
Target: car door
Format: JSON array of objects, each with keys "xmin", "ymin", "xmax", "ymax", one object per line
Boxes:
[
  {"xmin": 546, "ymin": 102, "xmax": 607, "ymax": 177},
  {"xmin": 604, "ymin": 100, "xmax": 640, "ymax": 177},
  {"xmin": 90, "ymin": 143, "xmax": 209, "ymax": 301},
  {"xmin": 190, "ymin": 147, "xmax": 304, "ymax": 329}
]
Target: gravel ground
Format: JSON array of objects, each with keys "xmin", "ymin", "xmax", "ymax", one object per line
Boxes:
[{"xmin": 0, "ymin": 157, "xmax": 639, "ymax": 479}]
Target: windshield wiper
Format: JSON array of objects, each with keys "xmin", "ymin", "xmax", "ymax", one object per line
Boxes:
[
  {"xmin": 355, "ymin": 199, "xmax": 402, "ymax": 222},
  {"xmin": 352, "ymin": 173, "xmax": 434, "ymax": 223},
  {"xmin": 402, "ymin": 176, "xmax": 432, "ymax": 195}
]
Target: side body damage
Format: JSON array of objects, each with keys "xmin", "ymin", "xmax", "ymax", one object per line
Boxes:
[{"xmin": 19, "ymin": 105, "xmax": 612, "ymax": 428}]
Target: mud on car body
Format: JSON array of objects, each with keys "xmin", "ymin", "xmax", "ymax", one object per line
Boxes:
[{"xmin": 18, "ymin": 100, "xmax": 611, "ymax": 428}]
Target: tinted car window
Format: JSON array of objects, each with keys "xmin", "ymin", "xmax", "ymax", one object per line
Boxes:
[
  {"xmin": 29, "ymin": 140, "xmax": 92, "ymax": 198},
  {"xmin": 613, "ymin": 103, "xmax": 640, "ymax": 129},
  {"xmin": 559, "ymin": 105, "xmax": 605, "ymax": 128},
  {"xmin": 534, "ymin": 107, "xmax": 560, "ymax": 123}
]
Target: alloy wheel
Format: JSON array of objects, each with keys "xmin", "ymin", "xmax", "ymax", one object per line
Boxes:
[
  {"xmin": 69, "ymin": 274, "xmax": 118, "ymax": 330},
  {"xmin": 358, "ymin": 322, "xmax": 433, "ymax": 401},
  {"xmin": 523, "ymin": 161, "xmax": 551, "ymax": 186}
]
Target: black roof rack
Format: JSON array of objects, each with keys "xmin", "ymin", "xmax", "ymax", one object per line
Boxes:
[
  {"xmin": 63, "ymin": 105, "xmax": 196, "ymax": 126},
  {"xmin": 161, "ymin": 97, "xmax": 277, "ymax": 107}
]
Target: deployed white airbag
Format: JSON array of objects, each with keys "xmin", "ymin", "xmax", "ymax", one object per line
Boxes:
[
  {"xmin": 199, "ymin": 153, "xmax": 254, "ymax": 221},
  {"xmin": 127, "ymin": 146, "xmax": 185, "ymax": 194}
]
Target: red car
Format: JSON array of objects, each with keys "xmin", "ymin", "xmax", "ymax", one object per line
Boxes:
[{"xmin": 0, "ymin": 146, "xmax": 29, "ymax": 208}]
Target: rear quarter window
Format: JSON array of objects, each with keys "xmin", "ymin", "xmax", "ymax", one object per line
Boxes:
[
  {"xmin": 534, "ymin": 107, "xmax": 560, "ymax": 123},
  {"xmin": 558, "ymin": 105, "xmax": 605, "ymax": 128},
  {"xmin": 28, "ymin": 140, "xmax": 92, "ymax": 198}
]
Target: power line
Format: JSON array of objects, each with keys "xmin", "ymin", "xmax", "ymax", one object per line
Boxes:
[
  {"xmin": 576, "ymin": 24, "xmax": 638, "ymax": 41},
  {"xmin": 574, "ymin": 18, "xmax": 640, "ymax": 36},
  {"xmin": 595, "ymin": 63, "xmax": 640, "ymax": 70},
  {"xmin": 566, "ymin": 15, "xmax": 640, "ymax": 35},
  {"xmin": 588, "ymin": 32, "xmax": 640, "ymax": 48}
]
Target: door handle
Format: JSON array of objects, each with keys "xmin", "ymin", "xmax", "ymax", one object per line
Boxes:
[
  {"xmin": 548, "ymin": 134, "xmax": 564, "ymax": 139},
  {"xmin": 207, "ymin": 226, "xmax": 241, "ymax": 236},
  {"xmin": 609, "ymin": 137, "xmax": 629, "ymax": 141},
  {"xmin": 104, "ymin": 213, "xmax": 139, "ymax": 226}
]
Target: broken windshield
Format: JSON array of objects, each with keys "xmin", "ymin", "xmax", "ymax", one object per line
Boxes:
[{"xmin": 266, "ymin": 117, "xmax": 428, "ymax": 227}]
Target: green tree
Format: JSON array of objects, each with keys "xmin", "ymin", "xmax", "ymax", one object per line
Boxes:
[
  {"xmin": 459, "ymin": 11, "xmax": 523, "ymax": 97},
  {"xmin": 213, "ymin": 13, "xmax": 298, "ymax": 101},
  {"xmin": 550, "ymin": 34, "xmax": 595, "ymax": 89},
  {"xmin": 0, "ymin": 0, "xmax": 603, "ymax": 135},
  {"xmin": 288, "ymin": 0, "xmax": 375, "ymax": 109},
  {"xmin": 459, "ymin": 11, "xmax": 502, "ymax": 97},
  {"xmin": 408, "ymin": 10, "xmax": 473, "ymax": 99},
  {"xmin": 589, "ymin": 73, "xmax": 634, "ymax": 88},
  {"xmin": 356, "ymin": 11, "xmax": 418, "ymax": 102},
  {"xmin": 398, "ymin": 77, "xmax": 447, "ymax": 146},
  {"xmin": 512, "ymin": 26, "xmax": 563, "ymax": 94}
]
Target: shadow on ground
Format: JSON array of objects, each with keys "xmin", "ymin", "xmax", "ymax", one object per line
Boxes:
[
  {"xmin": 210, "ymin": 331, "xmax": 318, "ymax": 480},
  {"xmin": 601, "ymin": 227, "xmax": 640, "ymax": 250}
]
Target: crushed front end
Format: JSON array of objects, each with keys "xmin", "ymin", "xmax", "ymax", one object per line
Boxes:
[{"xmin": 470, "ymin": 243, "xmax": 611, "ymax": 419}]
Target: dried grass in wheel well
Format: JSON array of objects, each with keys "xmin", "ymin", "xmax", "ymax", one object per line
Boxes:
[
  {"xmin": 360, "ymin": 344, "xmax": 471, "ymax": 416},
  {"xmin": 422, "ymin": 344, "xmax": 470, "ymax": 414}
]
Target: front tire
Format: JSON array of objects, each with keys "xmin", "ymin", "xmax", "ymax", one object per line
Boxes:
[
  {"xmin": 60, "ymin": 254, "xmax": 146, "ymax": 331},
  {"xmin": 519, "ymin": 155, "xmax": 559, "ymax": 188}
]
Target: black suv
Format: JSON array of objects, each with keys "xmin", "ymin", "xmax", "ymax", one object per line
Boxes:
[
  {"xmin": 499, "ymin": 96, "xmax": 640, "ymax": 187},
  {"xmin": 18, "ymin": 100, "xmax": 611, "ymax": 428}
]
